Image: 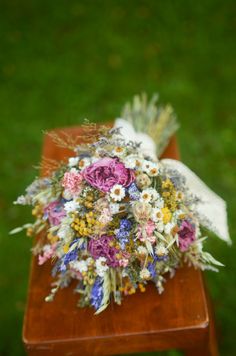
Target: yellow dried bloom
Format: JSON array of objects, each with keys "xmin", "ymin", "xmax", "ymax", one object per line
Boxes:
[
  {"xmin": 161, "ymin": 207, "xmax": 172, "ymax": 224},
  {"xmin": 63, "ymin": 244, "xmax": 69, "ymax": 253},
  {"xmin": 138, "ymin": 283, "xmax": 146, "ymax": 292}
]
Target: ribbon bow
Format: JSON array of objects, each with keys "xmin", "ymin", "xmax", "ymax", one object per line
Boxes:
[{"xmin": 114, "ymin": 118, "xmax": 231, "ymax": 244}]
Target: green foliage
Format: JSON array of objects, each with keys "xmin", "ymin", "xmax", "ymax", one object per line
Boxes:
[{"xmin": 0, "ymin": 0, "xmax": 235, "ymax": 355}]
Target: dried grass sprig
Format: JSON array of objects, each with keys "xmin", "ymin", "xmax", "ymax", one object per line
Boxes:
[{"xmin": 34, "ymin": 157, "xmax": 64, "ymax": 176}]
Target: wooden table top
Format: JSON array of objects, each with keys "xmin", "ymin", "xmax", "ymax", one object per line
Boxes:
[{"xmin": 23, "ymin": 126, "xmax": 209, "ymax": 355}]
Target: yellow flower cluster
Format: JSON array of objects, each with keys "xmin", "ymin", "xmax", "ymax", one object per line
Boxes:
[
  {"xmin": 119, "ymin": 279, "xmax": 136, "ymax": 295},
  {"xmin": 83, "ymin": 192, "xmax": 94, "ymax": 209},
  {"xmin": 161, "ymin": 207, "xmax": 172, "ymax": 224},
  {"xmin": 120, "ymin": 280, "xmax": 146, "ymax": 295},
  {"xmin": 138, "ymin": 283, "xmax": 146, "ymax": 292},
  {"xmin": 71, "ymin": 211, "xmax": 104, "ymax": 237},
  {"xmin": 26, "ymin": 227, "xmax": 34, "ymax": 237},
  {"xmin": 32, "ymin": 204, "xmax": 43, "ymax": 218},
  {"xmin": 47, "ymin": 231, "xmax": 59, "ymax": 244},
  {"xmin": 161, "ymin": 178, "xmax": 178, "ymax": 212},
  {"xmin": 83, "ymin": 266, "xmax": 96, "ymax": 286}
]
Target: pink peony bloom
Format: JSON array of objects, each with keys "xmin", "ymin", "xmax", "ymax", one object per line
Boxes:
[
  {"xmin": 82, "ymin": 157, "xmax": 135, "ymax": 192},
  {"xmin": 178, "ymin": 220, "xmax": 196, "ymax": 252},
  {"xmin": 62, "ymin": 170, "xmax": 83, "ymax": 195},
  {"xmin": 44, "ymin": 200, "xmax": 66, "ymax": 226},
  {"xmin": 88, "ymin": 235, "xmax": 119, "ymax": 267}
]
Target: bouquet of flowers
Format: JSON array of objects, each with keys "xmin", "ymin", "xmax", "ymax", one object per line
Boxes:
[{"xmin": 12, "ymin": 94, "xmax": 230, "ymax": 314}]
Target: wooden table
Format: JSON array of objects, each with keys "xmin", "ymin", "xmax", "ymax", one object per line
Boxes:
[{"xmin": 23, "ymin": 126, "xmax": 218, "ymax": 355}]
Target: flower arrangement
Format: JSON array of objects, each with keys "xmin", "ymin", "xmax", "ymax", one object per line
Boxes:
[{"xmin": 12, "ymin": 94, "xmax": 229, "ymax": 314}]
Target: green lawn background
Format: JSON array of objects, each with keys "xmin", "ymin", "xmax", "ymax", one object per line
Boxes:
[{"xmin": 0, "ymin": 1, "xmax": 235, "ymax": 355}]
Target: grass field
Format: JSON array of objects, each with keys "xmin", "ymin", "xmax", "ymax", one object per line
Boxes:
[{"xmin": 0, "ymin": 1, "xmax": 235, "ymax": 355}]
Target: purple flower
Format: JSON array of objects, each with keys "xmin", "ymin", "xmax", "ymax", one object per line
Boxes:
[
  {"xmin": 90, "ymin": 277, "xmax": 103, "ymax": 310},
  {"xmin": 120, "ymin": 218, "xmax": 132, "ymax": 231},
  {"xmin": 178, "ymin": 220, "xmax": 196, "ymax": 252},
  {"xmin": 88, "ymin": 235, "xmax": 119, "ymax": 267},
  {"xmin": 127, "ymin": 182, "xmax": 140, "ymax": 200},
  {"xmin": 116, "ymin": 218, "xmax": 132, "ymax": 249},
  {"xmin": 116, "ymin": 229, "xmax": 129, "ymax": 249},
  {"xmin": 82, "ymin": 157, "xmax": 135, "ymax": 192},
  {"xmin": 147, "ymin": 261, "xmax": 157, "ymax": 278},
  {"xmin": 44, "ymin": 200, "xmax": 66, "ymax": 226},
  {"xmin": 58, "ymin": 248, "xmax": 78, "ymax": 272}
]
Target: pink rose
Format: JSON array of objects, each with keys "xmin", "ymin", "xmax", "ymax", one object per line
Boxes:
[{"xmin": 82, "ymin": 157, "xmax": 135, "ymax": 192}]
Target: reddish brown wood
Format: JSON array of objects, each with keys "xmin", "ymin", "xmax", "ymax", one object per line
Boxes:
[{"xmin": 22, "ymin": 125, "xmax": 218, "ymax": 355}]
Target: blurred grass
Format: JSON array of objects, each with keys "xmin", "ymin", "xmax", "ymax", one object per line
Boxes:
[{"xmin": 0, "ymin": 0, "xmax": 235, "ymax": 355}]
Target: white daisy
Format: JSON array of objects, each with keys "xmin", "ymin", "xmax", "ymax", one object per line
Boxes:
[
  {"xmin": 69, "ymin": 167, "xmax": 79, "ymax": 174},
  {"xmin": 174, "ymin": 209, "xmax": 185, "ymax": 219},
  {"xmin": 64, "ymin": 200, "xmax": 80, "ymax": 213},
  {"xmin": 147, "ymin": 187, "xmax": 160, "ymax": 201},
  {"xmin": 110, "ymin": 203, "xmax": 120, "ymax": 214},
  {"xmin": 140, "ymin": 268, "xmax": 151, "ymax": 280},
  {"xmin": 112, "ymin": 146, "xmax": 126, "ymax": 157},
  {"xmin": 151, "ymin": 207, "xmax": 163, "ymax": 222},
  {"xmin": 62, "ymin": 189, "xmax": 73, "ymax": 200},
  {"xmin": 164, "ymin": 222, "xmax": 176, "ymax": 235},
  {"xmin": 154, "ymin": 198, "xmax": 165, "ymax": 209},
  {"xmin": 156, "ymin": 221, "xmax": 164, "ymax": 233},
  {"xmin": 141, "ymin": 187, "xmax": 160, "ymax": 202},
  {"xmin": 140, "ymin": 189, "xmax": 152, "ymax": 203},
  {"xmin": 70, "ymin": 260, "xmax": 88, "ymax": 273},
  {"xmin": 124, "ymin": 155, "xmax": 143, "ymax": 169},
  {"xmin": 176, "ymin": 191, "xmax": 184, "ymax": 201},
  {"xmin": 78, "ymin": 157, "xmax": 91, "ymax": 169},
  {"xmin": 142, "ymin": 160, "xmax": 160, "ymax": 177},
  {"xmin": 148, "ymin": 165, "xmax": 159, "ymax": 177},
  {"xmin": 137, "ymin": 246, "xmax": 148, "ymax": 255},
  {"xmin": 68, "ymin": 157, "xmax": 79, "ymax": 167},
  {"xmin": 110, "ymin": 184, "xmax": 126, "ymax": 201},
  {"xmin": 155, "ymin": 244, "xmax": 168, "ymax": 257},
  {"xmin": 95, "ymin": 257, "xmax": 109, "ymax": 277}
]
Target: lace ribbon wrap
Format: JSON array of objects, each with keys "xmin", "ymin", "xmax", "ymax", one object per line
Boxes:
[{"xmin": 114, "ymin": 118, "xmax": 231, "ymax": 244}]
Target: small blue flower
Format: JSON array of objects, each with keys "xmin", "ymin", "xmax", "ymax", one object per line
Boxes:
[
  {"xmin": 120, "ymin": 218, "xmax": 132, "ymax": 231},
  {"xmin": 64, "ymin": 249, "xmax": 78, "ymax": 265},
  {"xmin": 154, "ymin": 254, "xmax": 169, "ymax": 262},
  {"xmin": 156, "ymin": 255, "xmax": 169, "ymax": 262},
  {"xmin": 116, "ymin": 218, "xmax": 132, "ymax": 249},
  {"xmin": 147, "ymin": 261, "xmax": 157, "ymax": 278},
  {"xmin": 127, "ymin": 182, "xmax": 140, "ymax": 200},
  {"xmin": 90, "ymin": 277, "xmax": 103, "ymax": 310},
  {"xmin": 58, "ymin": 248, "xmax": 78, "ymax": 272},
  {"xmin": 116, "ymin": 229, "xmax": 129, "ymax": 249}
]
